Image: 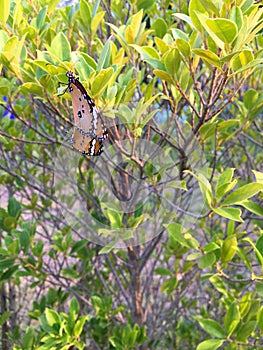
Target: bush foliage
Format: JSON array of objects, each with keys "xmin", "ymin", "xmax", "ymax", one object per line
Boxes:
[{"xmin": 0, "ymin": 0, "xmax": 263, "ymax": 349}]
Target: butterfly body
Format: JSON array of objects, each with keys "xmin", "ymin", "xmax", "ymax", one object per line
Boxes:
[{"xmin": 66, "ymin": 71, "xmax": 107, "ymax": 156}]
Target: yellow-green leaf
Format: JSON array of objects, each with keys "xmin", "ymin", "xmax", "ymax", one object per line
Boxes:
[
  {"xmin": 164, "ymin": 48, "xmax": 181, "ymax": 76},
  {"xmin": 252, "ymin": 170, "xmax": 263, "ymax": 184},
  {"xmin": 197, "ymin": 339, "xmax": 224, "ymax": 350},
  {"xmin": 232, "ymin": 50, "xmax": 254, "ymax": 71},
  {"xmin": 130, "ymin": 10, "xmax": 143, "ymax": 40},
  {"xmin": 91, "ymin": 11, "xmax": 105, "ymax": 34},
  {"xmin": 153, "ymin": 70, "xmax": 173, "ymax": 84},
  {"xmin": 193, "ymin": 49, "xmax": 221, "ymax": 68},
  {"xmin": 0, "ymin": 0, "xmax": 10, "ymax": 24},
  {"xmin": 125, "ymin": 25, "xmax": 135, "ymax": 44},
  {"xmin": 91, "ymin": 67, "xmax": 114, "ymax": 97},
  {"xmin": 221, "ymin": 235, "xmax": 237, "ymax": 263},
  {"xmin": 213, "ymin": 207, "xmax": 243, "ymax": 222},
  {"xmin": 50, "ymin": 32, "xmax": 71, "ymax": 62},
  {"xmin": 222, "ymin": 183, "xmax": 263, "ymax": 206},
  {"xmin": 176, "ymin": 38, "xmax": 191, "ymax": 59},
  {"xmin": 257, "ymin": 306, "xmax": 263, "ymax": 330},
  {"xmin": 206, "ymin": 18, "xmax": 238, "ymax": 44}
]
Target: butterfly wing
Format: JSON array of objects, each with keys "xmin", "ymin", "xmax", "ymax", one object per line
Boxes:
[
  {"xmin": 66, "ymin": 71, "xmax": 107, "ymax": 155},
  {"xmin": 72, "ymin": 129, "xmax": 103, "ymax": 156}
]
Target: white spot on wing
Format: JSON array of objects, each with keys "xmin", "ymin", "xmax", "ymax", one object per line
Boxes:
[
  {"xmin": 89, "ymin": 138, "xmax": 96, "ymax": 155},
  {"xmin": 93, "ymin": 108, "xmax": 98, "ymax": 131}
]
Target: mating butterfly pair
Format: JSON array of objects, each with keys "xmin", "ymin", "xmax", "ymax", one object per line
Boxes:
[{"xmin": 66, "ymin": 71, "xmax": 108, "ymax": 156}]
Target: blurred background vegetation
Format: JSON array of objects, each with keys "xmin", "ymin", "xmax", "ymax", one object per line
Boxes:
[{"xmin": 0, "ymin": 0, "xmax": 263, "ymax": 349}]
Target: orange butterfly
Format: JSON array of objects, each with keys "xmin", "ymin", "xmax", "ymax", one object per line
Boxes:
[{"xmin": 66, "ymin": 71, "xmax": 108, "ymax": 156}]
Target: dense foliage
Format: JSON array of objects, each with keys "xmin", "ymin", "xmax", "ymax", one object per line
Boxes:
[{"xmin": 0, "ymin": 0, "xmax": 263, "ymax": 349}]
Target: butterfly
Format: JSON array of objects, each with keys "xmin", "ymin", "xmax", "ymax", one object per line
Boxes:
[{"xmin": 66, "ymin": 71, "xmax": 108, "ymax": 156}]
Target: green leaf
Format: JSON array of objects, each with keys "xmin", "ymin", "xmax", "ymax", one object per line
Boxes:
[
  {"xmin": 197, "ymin": 318, "xmax": 226, "ymax": 338},
  {"xmin": 0, "ymin": 258, "xmax": 15, "ymax": 270},
  {"xmin": 70, "ymin": 297, "xmax": 79, "ymax": 321},
  {"xmin": 256, "ymin": 235, "xmax": 263, "ymax": 261},
  {"xmin": 98, "ymin": 240, "xmax": 117, "ymax": 254},
  {"xmin": 197, "ymin": 13, "xmax": 225, "ymax": 50},
  {"xmin": 154, "ymin": 37, "xmax": 170, "ymax": 54},
  {"xmin": 165, "ymin": 223, "xmax": 191, "ymax": 248},
  {"xmin": 19, "ymin": 229, "xmax": 30, "ymax": 253},
  {"xmin": 173, "ymin": 13, "xmax": 194, "ymax": 28},
  {"xmin": 152, "ymin": 18, "xmax": 167, "ymax": 38},
  {"xmin": 199, "ymin": 0, "xmax": 219, "ymax": 15},
  {"xmin": 171, "ymin": 28, "xmax": 189, "ymax": 41},
  {"xmin": 215, "ymin": 181, "xmax": 238, "ymax": 200},
  {"xmin": 153, "ymin": 69, "xmax": 173, "ymax": 84},
  {"xmin": 12, "ymin": 0, "xmax": 23, "ymax": 29},
  {"xmin": 36, "ymin": 6, "xmax": 47, "ymax": 31},
  {"xmin": 0, "ymin": 265, "xmax": 19, "ymax": 281},
  {"xmin": 243, "ymin": 237, "xmax": 263, "ymax": 267},
  {"xmin": 91, "ymin": 295, "xmax": 103, "ymax": 310},
  {"xmin": 22, "ymin": 328, "xmax": 35, "ymax": 349},
  {"xmin": 80, "ymin": 0, "xmax": 91, "ymax": 30},
  {"xmin": 61, "ymin": 268, "xmax": 79, "ymax": 279},
  {"xmin": 239, "ymin": 293, "xmax": 252, "ymax": 319},
  {"xmin": 256, "ymin": 281, "xmax": 263, "ymax": 297},
  {"xmin": 155, "ymin": 267, "xmax": 172, "ymax": 276},
  {"xmin": 145, "ymin": 58, "xmax": 166, "ymax": 70},
  {"xmin": 185, "ymin": 170, "xmax": 212, "ymax": 208},
  {"xmin": 0, "ymin": 311, "xmax": 11, "ymax": 326},
  {"xmin": 176, "ymin": 38, "xmax": 191, "ymax": 59},
  {"xmin": 130, "ymin": 10, "xmax": 143, "ymax": 41},
  {"xmin": 21, "ymin": 82, "xmax": 43, "ymax": 96},
  {"xmin": 197, "ymin": 339, "xmax": 225, "ymax": 350},
  {"xmin": 229, "ymin": 5, "xmax": 243, "ymax": 31},
  {"xmin": 252, "ymin": 170, "xmax": 263, "ymax": 184},
  {"xmin": 164, "ymin": 48, "xmax": 181, "ymax": 76},
  {"xmin": 215, "ymin": 168, "xmax": 235, "ymax": 197},
  {"xmin": 0, "ymin": 0, "xmax": 10, "ymax": 24},
  {"xmin": 97, "ymin": 38, "xmax": 111, "ymax": 71},
  {"xmin": 74, "ymin": 316, "xmax": 88, "ymax": 337},
  {"xmin": 91, "ymin": 11, "xmax": 105, "ymax": 34},
  {"xmin": 45, "ymin": 308, "xmax": 60, "ymax": 327},
  {"xmin": 3, "ymin": 217, "xmax": 17, "ymax": 231},
  {"xmin": 221, "ymin": 183, "xmax": 263, "ymax": 206},
  {"xmin": 77, "ymin": 52, "xmax": 97, "ymax": 71},
  {"xmin": 209, "ymin": 275, "xmax": 229, "ymax": 296},
  {"xmin": 161, "ymin": 277, "xmax": 177, "ymax": 294},
  {"xmin": 238, "ymin": 200, "xmax": 263, "ymax": 216},
  {"xmin": 8, "ymin": 197, "xmax": 21, "ymax": 218},
  {"xmin": 189, "ymin": 0, "xmax": 208, "ymax": 32},
  {"xmin": 198, "ymin": 252, "xmax": 216, "ymax": 268},
  {"xmin": 221, "ymin": 236, "xmax": 237, "ymax": 263},
  {"xmin": 137, "ymin": 0, "xmax": 155, "ymax": 10},
  {"xmin": 204, "ymin": 242, "xmax": 220, "ymax": 252},
  {"xmin": 230, "ymin": 58, "xmax": 263, "ymax": 76},
  {"xmin": 257, "ymin": 306, "xmax": 263, "ymax": 331},
  {"xmin": 224, "ymin": 302, "xmax": 240, "ymax": 336},
  {"xmin": 122, "ymin": 324, "xmax": 137, "ymax": 347},
  {"xmin": 91, "ymin": 67, "xmax": 114, "ymax": 97},
  {"xmin": 0, "ymin": 30, "xmax": 8, "ymax": 52},
  {"xmin": 131, "ymin": 44, "xmax": 160, "ymax": 60},
  {"xmin": 193, "ymin": 49, "xmax": 221, "ymax": 68},
  {"xmin": 236, "ymin": 320, "xmax": 257, "ymax": 342},
  {"xmin": 50, "ymin": 32, "xmax": 71, "ymax": 62},
  {"xmin": 206, "ymin": 19, "xmax": 238, "ymax": 44},
  {"xmin": 244, "ymin": 89, "xmax": 258, "ymax": 109},
  {"xmin": 232, "ymin": 50, "xmax": 254, "ymax": 71},
  {"xmin": 103, "ymin": 205, "xmax": 122, "ymax": 228},
  {"xmin": 212, "ymin": 207, "xmax": 243, "ymax": 222}
]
